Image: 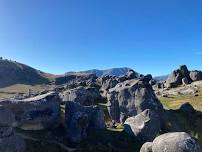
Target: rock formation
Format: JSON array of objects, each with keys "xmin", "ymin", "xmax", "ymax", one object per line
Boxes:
[
  {"xmin": 65, "ymin": 101, "xmax": 105, "ymax": 143},
  {"xmin": 141, "ymin": 132, "xmax": 201, "ymax": 152},
  {"xmin": 0, "ymin": 106, "xmax": 25, "ymax": 152},
  {"xmin": 124, "ymin": 109, "xmax": 160, "ymax": 143},
  {"xmin": 107, "ymin": 75, "xmax": 163, "ymax": 123},
  {"xmin": 1, "ymin": 92, "xmax": 61, "ymax": 130},
  {"xmin": 60, "ymin": 86, "xmax": 102, "ymax": 105}
]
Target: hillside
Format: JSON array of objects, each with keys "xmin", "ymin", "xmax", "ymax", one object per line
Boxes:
[
  {"xmin": 0, "ymin": 59, "xmax": 51, "ymax": 88},
  {"xmin": 66, "ymin": 67, "xmax": 138, "ymax": 77}
]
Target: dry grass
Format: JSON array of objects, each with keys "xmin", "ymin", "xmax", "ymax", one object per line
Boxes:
[
  {"xmin": 160, "ymin": 87, "xmax": 202, "ymax": 111},
  {"xmin": 0, "ymin": 84, "xmax": 51, "ymax": 100}
]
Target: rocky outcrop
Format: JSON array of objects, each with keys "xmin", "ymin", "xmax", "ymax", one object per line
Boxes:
[
  {"xmin": 166, "ymin": 65, "xmax": 193, "ymax": 88},
  {"xmin": 179, "ymin": 102, "xmax": 195, "ymax": 113},
  {"xmin": 60, "ymin": 86, "xmax": 102, "ymax": 106},
  {"xmin": 117, "ymin": 69, "xmax": 138, "ymax": 83},
  {"xmin": 190, "ymin": 70, "xmax": 202, "ymax": 82},
  {"xmin": 0, "ymin": 106, "xmax": 25, "ymax": 152},
  {"xmin": 107, "ymin": 75, "xmax": 163, "ymax": 123},
  {"xmin": 124, "ymin": 109, "xmax": 160, "ymax": 143},
  {"xmin": 140, "ymin": 142, "xmax": 153, "ymax": 152},
  {"xmin": 145, "ymin": 132, "xmax": 201, "ymax": 152},
  {"xmin": 55, "ymin": 73, "xmax": 97, "ymax": 88},
  {"xmin": 65, "ymin": 101, "xmax": 105, "ymax": 143},
  {"xmin": 1, "ymin": 92, "xmax": 61, "ymax": 130},
  {"xmin": 98, "ymin": 75, "xmax": 119, "ymax": 97}
]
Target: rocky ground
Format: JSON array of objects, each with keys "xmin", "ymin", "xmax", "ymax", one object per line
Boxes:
[{"xmin": 0, "ymin": 65, "xmax": 202, "ymax": 152}]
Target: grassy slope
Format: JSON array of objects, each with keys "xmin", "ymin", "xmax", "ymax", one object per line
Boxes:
[{"xmin": 159, "ymin": 86, "xmax": 202, "ymax": 147}]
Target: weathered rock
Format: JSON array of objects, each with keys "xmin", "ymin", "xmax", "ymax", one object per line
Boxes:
[
  {"xmin": 0, "ymin": 127, "xmax": 25, "ymax": 152},
  {"xmin": 60, "ymin": 86, "xmax": 102, "ymax": 105},
  {"xmin": 65, "ymin": 101, "xmax": 105, "ymax": 143},
  {"xmin": 1, "ymin": 92, "xmax": 61, "ymax": 130},
  {"xmin": 107, "ymin": 76, "xmax": 163, "ymax": 123},
  {"xmin": 0, "ymin": 106, "xmax": 25, "ymax": 152},
  {"xmin": 124, "ymin": 109, "xmax": 160, "ymax": 143},
  {"xmin": 98, "ymin": 75, "xmax": 119, "ymax": 97},
  {"xmin": 152, "ymin": 132, "xmax": 201, "ymax": 152},
  {"xmin": 179, "ymin": 102, "xmax": 195, "ymax": 113},
  {"xmin": 190, "ymin": 70, "xmax": 202, "ymax": 82},
  {"xmin": 182, "ymin": 77, "xmax": 189, "ymax": 85},
  {"xmin": 0, "ymin": 105, "xmax": 15, "ymax": 127},
  {"xmin": 140, "ymin": 142, "xmax": 153, "ymax": 152},
  {"xmin": 55, "ymin": 73, "xmax": 97, "ymax": 88},
  {"xmin": 166, "ymin": 65, "xmax": 193, "ymax": 88}
]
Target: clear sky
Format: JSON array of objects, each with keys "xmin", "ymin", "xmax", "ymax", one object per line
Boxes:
[{"xmin": 0, "ymin": 0, "xmax": 202, "ymax": 76}]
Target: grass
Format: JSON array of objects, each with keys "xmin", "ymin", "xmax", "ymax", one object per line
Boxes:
[
  {"xmin": 0, "ymin": 84, "xmax": 51, "ymax": 100},
  {"xmin": 160, "ymin": 87, "xmax": 202, "ymax": 111}
]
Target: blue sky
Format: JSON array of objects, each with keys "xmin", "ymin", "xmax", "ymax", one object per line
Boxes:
[{"xmin": 0, "ymin": 0, "xmax": 202, "ymax": 76}]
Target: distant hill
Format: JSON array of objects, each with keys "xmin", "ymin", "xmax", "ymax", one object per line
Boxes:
[
  {"xmin": 0, "ymin": 59, "xmax": 51, "ymax": 87},
  {"xmin": 66, "ymin": 67, "xmax": 138, "ymax": 77},
  {"xmin": 154, "ymin": 75, "xmax": 169, "ymax": 81}
]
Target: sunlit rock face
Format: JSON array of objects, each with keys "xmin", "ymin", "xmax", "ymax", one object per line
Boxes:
[
  {"xmin": 1, "ymin": 92, "xmax": 61, "ymax": 130},
  {"xmin": 107, "ymin": 75, "xmax": 163, "ymax": 123}
]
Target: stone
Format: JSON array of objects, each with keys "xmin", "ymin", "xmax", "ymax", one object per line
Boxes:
[
  {"xmin": 182, "ymin": 77, "xmax": 189, "ymax": 85},
  {"xmin": 140, "ymin": 142, "xmax": 153, "ymax": 152},
  {"xmin": 152, "ymin": 132, "xmax": 201, "ymax": 152},
  {"xmin": 107, "ymin": 77, "xmax": 163, "ymax": 123},
  {"xmin": 0, "ymin": 105, "xmax": 15, "ymax": 127},
  {"xmin": 65, "ymin": 101, "xmax": 105, "ymax": 143},
  {"xmin": 166, "ymin": 65, "xmax": 192, "ymax": 88},
  {"xmin": 0, "ymin": 106, "xmax": 25, "ymax": 152},
  {"xmin": 60, "ymin": 86, "xmax": 102, "ymax": 106},
  {"xmin": 179, "ymin": 102, "xmax": 195, "ymax": 113},
  {"xmin": 1, "ymin": 92, "xmax": 61, "ymax": 130},
  {"xmin": 190, "ymin": 70, "xmax": 202, "ymax": 82},
  {"xmin": 124, "ymin": 109, "xmax": 160, "ymax": 143},
  {"xmin": 55, "ymin": 73, "xmax": 97, "ymax": 88}
]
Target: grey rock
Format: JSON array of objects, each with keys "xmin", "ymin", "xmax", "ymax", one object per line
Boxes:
[
  {"xmin": 179, "ymin": 102, "xmax": 195, "ymax": 113},
  {"xmin": 166, "ymin": 65, "xmax": 192, "ymax": 88},
  {"xmin": 98, "ymin": 75, "xmax": 119, "ymax": 97},
  {"xmin": 107, "ymin": 77, "xmax": 163, "ymax": 123},
  {"xmin": 55, "ymin": 73, "xmax": 97, "ymax": 88},
  {"xmin": 1, "ymin": 92, "xmax": 61, "ymax": 130},
  {"xmin": 152, "ymin": 132, "xmax": 201, "ymax": 152},
  {"xmin": 182, "ymin": 77, "xmax": 189, "ymax": 85},
  {"xmin": 65, "ymin": 101, "xmax": 105, "ymax": 143},
  {"xmin": 60, "ymin": 86, "xmax": 102, "ymax": 106},
  {"xmin": 140, "ymin": 142, "xmax": 153, "ymax": 152},
  {"xmin": 190, "ymin": 70, "xmax": 202, "ymax": 82},
  {"xmin": 124, "ymin": 109, "xmax": 160, "ymax": 143},
  {"xmin": 0, "ymin": 105, "xmax": 15, "ymax": 127},
  {"xmin": 0, "ymin": 129, "xmax": 25, "ymax": 152}
]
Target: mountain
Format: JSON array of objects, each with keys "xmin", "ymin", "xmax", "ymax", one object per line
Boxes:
[
  {"xmin": 66, "ymin": 67, "xmax": 137, "ymax": 77},
  {"xmin": 0, "ymin": 59, "xmax": 51, "ymax": 87},
  {"xmin": 154, "ymin": 75, "xmax": 169, "ymax": 81}
]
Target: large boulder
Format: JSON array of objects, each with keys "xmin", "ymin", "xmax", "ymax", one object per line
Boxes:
[
  {"xmin": 1, "ymin": 92, "xmax": 61, "ymax": 130},
  {"xmin": 190, "ymin": 70, "xmax": 202, "ymax": 82},
  {"xmin": 152, "ymin": 132, "xmax": 201, "ymax": 152},
  {"xmin": 179, "ymin": 102, "xmax": 195, "ymax": 113},
  {"xmin": 0, "ymin": 106, "xmax": 25, "ymax": 152},
  {"xmin": 60, "ymin": 86, "xmax": 102, "ymax": 105},
  {"xmin": 107, "ymin": 76, "xmax": 163, "ymax": 123},
  {"xmin": 140, "ymin": 142, "xmax": 153, "ymax": 152},
  {"xmin": 166, "ymin": 65, "xmax": 192, "ymax": 88},
  {"xmin": 117, "ymin": 69, "xmax": 138, "ymax": 83},
  {"xmin": 124, "ymin": 109, "xmax": 160, "ymax": 143},
  {"xmin": 65, "ymin": 101, "xmax": 105, "ymax": 143},
  {"xmin": 98, "ymin": 75, "xmax": 119, "ymax": 97}
]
